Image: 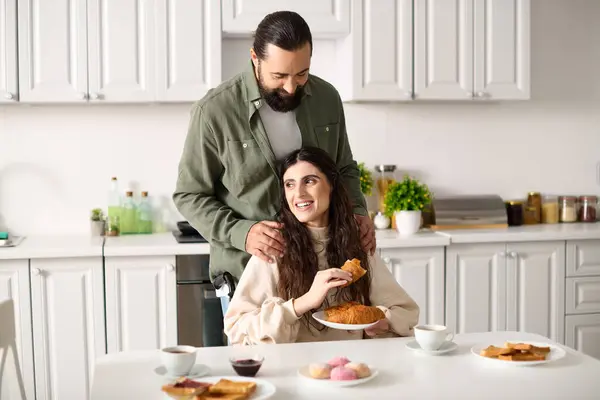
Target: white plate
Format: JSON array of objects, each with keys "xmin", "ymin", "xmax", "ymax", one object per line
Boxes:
[
  {"xmin": 297, "ymin": 365, "xmax": 379, "ymax": 387},
  {"xmin": 154, "ymin": 364, "xmax": 210, "ymax": 379},
  {"xmin": 171, "ymin": 376, "xmax": 276, "ymax": 400},
  {"xmin": 312, "ymin": 311, "xmax": 378, "ymax": 330},
  {"xmin": 406, "ymin": 340, "xmax": 458, "ymax": 355},
  {"xmin": 471, "ymin": 341, "xmax": 566, "ymax": 367}
]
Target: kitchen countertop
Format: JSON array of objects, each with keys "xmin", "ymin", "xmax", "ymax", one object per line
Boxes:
[
  {"xmin": 91, "ymin": 331, "xmax": 600, "ymax": 400},
  {"xmin": 4, "ymin": 223, "xmax": 600, "ymax": 260}
]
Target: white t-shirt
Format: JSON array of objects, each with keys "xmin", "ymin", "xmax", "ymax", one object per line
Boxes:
[{"xmin": 258, "ymin": 104, "xmax": 302, "ymax": 161}]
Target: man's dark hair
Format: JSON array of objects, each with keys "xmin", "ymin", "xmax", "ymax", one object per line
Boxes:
[{"xmin": 253, "ymin": 11, "xmax": 313, "ymax": 59}]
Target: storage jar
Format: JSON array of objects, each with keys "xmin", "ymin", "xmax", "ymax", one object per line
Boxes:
[
  {"xmin": 559, "ymin": 196, "xmax": 577, "ymax": 223},
  {"xmin": 578, "ymin": 195, "xmax": 597, "ymax": 223},
  {"xmin": 527, "ymin": 192, "xmax": 542, "ymax": 223},
  {"xmin": 541, "ymin": 195, "xmax": 559, "ymax": 224},
  {"xmin": 505, "ymin": 201, "xmax": 523, "ymax": 226}
]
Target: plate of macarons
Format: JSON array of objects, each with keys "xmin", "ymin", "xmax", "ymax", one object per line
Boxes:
[{"xmin": 297, "ymin": 356, "xmax": 378, "ymax": 387}]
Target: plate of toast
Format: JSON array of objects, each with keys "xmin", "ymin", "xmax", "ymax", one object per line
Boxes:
[
  {"xmin": 471, "ymin": 341, "xmax": 566, "ymax": 367},
  {"xmin": 312, "ymin": 259, "xmax": 386, "ymax": 330},
  {"xmin": 162, "ymin": 376, "xmax": 276, "ymax": 399}
]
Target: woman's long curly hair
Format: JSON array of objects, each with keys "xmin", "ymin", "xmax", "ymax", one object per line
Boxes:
[{"xmin": 276, "ymin": 146, "xmax": 371, "ymax": 330}]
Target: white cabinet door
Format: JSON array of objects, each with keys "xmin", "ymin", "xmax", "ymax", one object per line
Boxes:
[
  {"xmin": 30, "ymin": 257, "xmax": 105, "ymax": 400},
  {"xmin": 565, "ymin": 314, "xmax": 600, "ymax": 360},
  {"xmin": 380, "ymin": 247, "xmax": 445, "ymax": 325},
  {"xmin": 414, "ymin": 0, "xmax": 474, "ymax": 100},
  {"xmin": 17, "ymin": 0, "xmax": 89, "ymax": 102},
  {"xmin": 506, "ymin": 241, "xmax": 565, "ymax": 343},
  {"xmin": 0, "ymin": 260, "xmax": 34, "ymax": 400},
  {"xmin": 336, "ymin": 0, "xmax": 413, "ymax": 101},
  {"xmin": 87, "ymin": 0, "xmax": 156, "ymax": 102},
  {"xmin": 156, "ymin": 0, "xmax": 222, "ymax": 101},
  {"xmin": 567, "ymin": 240, "xmax": 600, "ymax": 277},
  {"xmin": 105, "ymin": 255, "xmax": 177, "ymax": 352},
  {"xmin": 446, "ymin": 243, "xmax": 507, "ymax": 334},
  {"xmin": 0, "ymin": 0, "xmax": 18, "ymax": 103},
  {"xmin": 473, "ymin": 0, "xmax": 530, "ymax": 100},
  {"xmin": 222, "ymin": 0, "xmax": 350, "ymax": 38}
]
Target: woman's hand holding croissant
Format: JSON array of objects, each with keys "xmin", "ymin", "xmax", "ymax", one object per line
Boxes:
[
  {"xmin": 293, "ymin": 268, "xmax": 353, "ymax": 316},
  {"xmin": 364, "ymin": 318, "xmax": 390, "ymax": 337}
]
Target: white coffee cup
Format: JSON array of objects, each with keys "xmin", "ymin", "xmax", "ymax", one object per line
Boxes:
[
  {"xmin": 414, "ymin": 324, "xmax": 454, "ymax": 351},
  {"xmin": 160, "ymin": 345, "xmax": 197, "ymax": 376}
]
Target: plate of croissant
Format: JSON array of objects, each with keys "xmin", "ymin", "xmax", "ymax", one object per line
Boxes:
[{"xmin": 313, "ymin": 259, "xmax": 386, "ymax": 330}]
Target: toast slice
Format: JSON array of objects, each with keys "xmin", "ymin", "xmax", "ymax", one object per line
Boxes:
[
  {"xmin": 505, "ymin": 342, "xmax": 551, "ymax": 354},
  {"xmin": 340, "ymin": 258, "xmax": 367, "ymax": 287},
  {"xmin": 498, "ymin": 352, "xmax": 547, "ymax": 361},
  {"xmin": 196, "ymin": 394, "xmax": 249, "ymax": 400},
  {"xmin": 162, "ymin": 377, "xmax": 211, "ymax": 397},
  {"xmin": 479, "ymin": 345, "xmax": 515, "ymax": 358},
  {"xmin": 207, "ymin": 379, "xmax": 257, "ymax": 395}
]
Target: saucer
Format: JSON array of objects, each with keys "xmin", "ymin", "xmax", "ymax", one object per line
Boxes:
[
  {"xmin": 406, "ymin": 340, "xmax": 458, "ymax": 355},
  {"xmin": 154, "ymin": 364, "xmax": 210, "ymax": 379}
]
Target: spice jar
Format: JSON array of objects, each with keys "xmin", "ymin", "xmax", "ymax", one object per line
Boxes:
[
  {"xmin": 578, "ymin": 196, "xmax": 597, "ymax": 223},
  {"xmin": 559, "ymin": 196, "xmax": 577, "ymax": 223},
  {"xmin": 541, "ymin": 195, "xmax": 559, "ymax": 224},
  {"xmin": 523, "ymin": 206, "xmax": 538, "ymax": 225},
  {"xmin": 527, "ymin": 192, "xmax": 542, "ymax": 223},
  {"xmin": 505, "ymin": 201, "xmax": 523, "ymax": 226}
]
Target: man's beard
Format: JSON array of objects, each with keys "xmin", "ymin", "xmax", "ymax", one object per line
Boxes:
[{"xmin": 257, "ymin": 64, "xmax": 304, "ymax": 112}]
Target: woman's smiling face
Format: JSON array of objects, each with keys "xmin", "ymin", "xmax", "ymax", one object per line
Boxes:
[{"xmin": 283, "ymin": 160, "xmax": 332, "ymax": 227}]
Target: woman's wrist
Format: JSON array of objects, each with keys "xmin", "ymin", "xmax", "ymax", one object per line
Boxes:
[{"xmin": 293, "ymin": 294, "xmax": 314, "ymax": 316}]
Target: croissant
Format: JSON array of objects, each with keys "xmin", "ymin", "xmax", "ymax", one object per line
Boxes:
[
  {"xmin": 324, "ymin": 302, "xmax": 386, "ymax": 325},
  {"xmin": 340, "ymin": 258, "xmax": 366, "ymax": 287}
]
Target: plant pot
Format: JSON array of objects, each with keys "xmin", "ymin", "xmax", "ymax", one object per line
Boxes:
[
  {"xmin": 394, "ymin": 210, "xmax": 422, "ymax": 236},
  {"xmin": 90, "ymin": 220, "xmax": 105, "ymax": 237}
]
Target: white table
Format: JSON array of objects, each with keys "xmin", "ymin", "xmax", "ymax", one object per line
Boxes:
[{"xmin": 91, "ymin": 331, "xmax": 600, "ymax": 399}]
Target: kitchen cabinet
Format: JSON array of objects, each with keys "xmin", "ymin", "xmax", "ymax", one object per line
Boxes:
[
  {"xmin": 105, "ymin": 255, "xmax": 177, "ymax": 353},
  {"xmin": 380, "ymin": 247, "xmax": 445, "ymax": 326},
  {"xmin": 446, "ymin": 241, "xmax": 565, "ymax": 342},
  {"xmin": 30, "ymin": 257, "xmax": 105, "ymax": 400},
  {"xmin": 221, "ymin": 0, "xmax": 350, "ymax": 38},
  {"xmin": 338, "ymin": 0, "xmax": 530, "ymax": 101},
  {"xmin": 0, "ymin": 259, "xmax": 34, "ymax": 400},
  {"xmin": 565, "ymin": 314, "xmax": 600, "ymax": 360},
  {"xmin": 155, "ymin": 0, "xmax": 222, "ymax": 101},
  {"xmin": 0, "ymin": 0, "xmax": 18, "ymax": 103},
  {"xmin": 17, "ymin": 0, "xmax": 220, "ymax": 103}
]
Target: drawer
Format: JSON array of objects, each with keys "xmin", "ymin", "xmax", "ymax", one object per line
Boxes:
[
  {"xmin": 567, "ymin": 240, "xmax": 600, "ymax": 277},
  {"xmin": 566, "ymin": 277, "xmax": 600, "ymax": 314}
]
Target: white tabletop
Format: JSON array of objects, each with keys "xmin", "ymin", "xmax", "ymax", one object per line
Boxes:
[{"xmin": 91, "ymin": 331, "xmax": 600, "ymax": 400}]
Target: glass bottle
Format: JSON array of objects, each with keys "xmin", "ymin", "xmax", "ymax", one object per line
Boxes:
[
  {"xmin": 527, "ymin": 192, "xmax": 542, "ymax": 223},
  {"xmin": 107, "ymin": 177, "xmax": 122, "ymax": 219},
  {"xmin": 505, "ymin": 201, "xmax": 523, "ymax": 226},
  {"xmin": 559, "ymin": 196, "xmax": 577, "ymax": 223},
  {"xmin": 541, "ymin": 195, "xmax": 559, "ymax": 224},
  {"xmin": 137, "ymin": 191, "xmax": 153, "ymax": 234},
  {"xmin": 120, "ymin": 191, "xmax": 138, "ymax": 234},
  {"xmin": 375, "ymin": 165, "xmax": 396, "ymax": 214}
]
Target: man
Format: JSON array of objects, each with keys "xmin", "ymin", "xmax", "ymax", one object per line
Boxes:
[{"xmin": 173, "ymin": 11, "xmax": 375, "ymax": 313}]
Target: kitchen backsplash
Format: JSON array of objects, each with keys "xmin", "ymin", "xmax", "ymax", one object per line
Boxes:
[{"xmin": 0, "ymin": 0, "xmax": 599, "ymax": 235}]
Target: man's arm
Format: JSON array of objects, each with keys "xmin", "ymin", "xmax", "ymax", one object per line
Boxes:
[
  {"xmin": 335, "ymin": 94, "xmax": 368, "ymax": 217},
  {"xmin": 173, "ymin": 105, "xmax": 256, "ymax": 251}
]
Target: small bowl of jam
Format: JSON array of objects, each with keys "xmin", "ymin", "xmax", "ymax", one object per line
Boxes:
[{"xmin": 229, "ymin": 355, "xmax": 264, "ymax": 377}]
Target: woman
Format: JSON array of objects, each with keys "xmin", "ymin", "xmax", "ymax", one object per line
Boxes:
[{"xmin": 224, "ymin": 147, "xmax": 419, "ymax": 345}]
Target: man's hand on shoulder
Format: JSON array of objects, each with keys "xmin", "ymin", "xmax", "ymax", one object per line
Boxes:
[
  {"xmin": 246, "ymin": 221, "xmax": 286, "ymax": 263},
  {"xmin": 355, "ymin": 214, "xmax": 376, "ymax": 256}
]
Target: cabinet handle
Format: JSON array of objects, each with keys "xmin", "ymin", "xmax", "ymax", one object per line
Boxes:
[
  {"xmin": 476, "ymin": 92, "xmax": 486, "ymax": 98},
  {"xmin": 31, "ymin": 268, "xmax": 41, "ymax": 276},
  {"xmin": 166, "ymin": 264, "xmax": 175, "ymax": 272},
  {"xmin": 383, "ymin": 257, "xmax": 391, "ymax": 264},
  {"xmin": 90, "ymin": 92, "xmax": 100, "ymax": 100},
  {"xmin": 509, "ymin": 251, "xmax": 517, "ymax": 258},
  {"xmin": 499, "ymin": 251, "xmax": 506, "ymax": 257},
  {"xmin": 4, "ymin": 93, "xmax": 15, "ymax": 100},
  {"xmin": 405, "ymin": 91, "xmax": 413, "ymax": 99},
  {"xmin": 77, "ymin": 92, "xmax": 88, "ymax": 100}
]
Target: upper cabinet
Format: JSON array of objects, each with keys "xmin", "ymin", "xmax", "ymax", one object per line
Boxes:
[
  {"xmin": 222, "ymin": 0, "xmax": 350, "ymax": 38},
  {"xmin": 339, "ymin": 0, "xmax": 530, "ymax": 101},
  {"xmin": 16, "ymin": 0, "xmax": 221, "ymax": 103},
  {"xmin": 0, "ymin": 0, "xmax": 18, "ymax": 103}
]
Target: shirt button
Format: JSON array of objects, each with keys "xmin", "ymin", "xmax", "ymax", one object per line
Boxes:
[
  {"xmin": 325, "ymin": 127, "xmax": 329, "ymax": 132},
  {"xmin": 243, "ymin": 143, "xmax": 248, "ymax": 148},
  {"xmin": 254, "ymin": 101, "xmax": 260, "ymax": 107}
]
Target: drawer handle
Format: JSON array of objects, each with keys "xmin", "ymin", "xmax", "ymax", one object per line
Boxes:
[
  {"xmin": 166, "ymin": 264, "xmax": 175, "ymax": 272},
  {"xmin": 32, "ymin": 268, "xmax": 41, "ymax": 276}
]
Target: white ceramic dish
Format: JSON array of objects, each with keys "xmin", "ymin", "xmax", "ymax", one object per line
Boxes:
[
  {"xmin": 405, "ymin": 340, "xmax": 458, "ymax": 355},
  {"xmin": 312, "ymin": 311, "xmax": 378, "ymax": 330},
  {"xmin": 297, "ymin": 365, "xmax": 379, "ymax": 387},
  {"xmin": 471, "ymin": 341, "xmax": 566, "ymax": 367},
  {"xmin": 154, "ymin": 364, "xmax": 210, "ymax": 379},
  {"xmin": 163, "ymin": 376, "xmax": 276, "ymax": 400}
]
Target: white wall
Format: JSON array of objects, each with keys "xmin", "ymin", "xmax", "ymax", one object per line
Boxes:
[{"xmin": 1, "ymin": 0, "xmax": 599, "ymax": 235}]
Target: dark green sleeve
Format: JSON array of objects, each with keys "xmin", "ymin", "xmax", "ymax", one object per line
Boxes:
[
  {"xmin": 173, "ymin": 105, "xmax": 257, "ymax": 251},
  {"xmin": 335, "ymin": 94, "xmax": 368, "ymax": 216}
]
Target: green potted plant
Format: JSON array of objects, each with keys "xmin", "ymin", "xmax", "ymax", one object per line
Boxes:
[
  {"xmin": 90, "ymin": 208, "xmax": 106, "ymax": 237},
  {"xmin": 357, "ymin": 162, "xmax": 374, "ymax": 197},
  {"xmin": 383, "ymin": 175, "xmax": 433, "ymax": 236}
]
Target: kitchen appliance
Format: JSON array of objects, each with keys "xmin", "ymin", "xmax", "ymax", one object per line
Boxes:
[
  {"xmin": 176, "ymin": 255, "xmax": 226, "ymax": 347},
  {"xmin": 172, "ymin": 221, "xmax": 208, "ymax": 244},
  {"xmin": 431, "ymin": 195, "xmax": 508, "ymax": 230}
]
